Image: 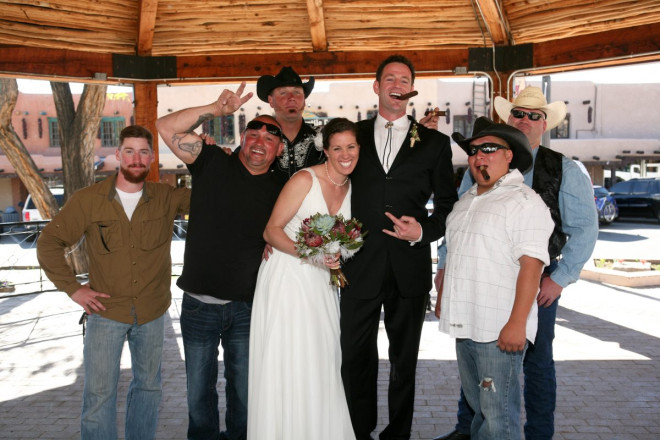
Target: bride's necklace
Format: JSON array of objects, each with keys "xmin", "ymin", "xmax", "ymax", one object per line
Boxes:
[{"xmin": 325, "ymin": 162, "xmax": 349, "ymax": 187}]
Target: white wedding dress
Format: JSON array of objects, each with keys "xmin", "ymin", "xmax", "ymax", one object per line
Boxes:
[{"xmin": 247, "ymin": 168, "xmax": 356, "ymax": 440}]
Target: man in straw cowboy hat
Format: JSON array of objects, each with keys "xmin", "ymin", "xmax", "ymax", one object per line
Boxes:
[
  {"xmin": 433, "ymin": 87, "xmax": 598, "ymax": 440},
  {"xmin": 438, "ymin": 116, "xmax": 554, "ymax": 440}
]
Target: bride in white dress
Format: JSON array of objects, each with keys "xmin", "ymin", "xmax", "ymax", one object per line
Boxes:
[{"xmin": 247, "ymin": 118, "xmax": 359, "ymax": 440}]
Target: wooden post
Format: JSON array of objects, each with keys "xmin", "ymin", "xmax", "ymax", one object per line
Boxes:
[
  {"xmin": 489, "ymin": 70, "xmax": 515, "ymax": 123},
  {"xmin": 133, "ymin": 83, "xmax": 160, "ymax": 182}
]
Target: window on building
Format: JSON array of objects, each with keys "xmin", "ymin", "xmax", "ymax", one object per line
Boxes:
[
  {"xmin": 551, "ymin": 113, "xmax": 570, "ymax": 139},
  {"xmin": 99, "ymin": 117, "xmax": 126, "ymax": 147},
  {"xmin": 203, "ymin": 115, "xmax": 235, "ymax": 145},
  {"xmin": 48, "ymin": 118, "xmax": 60, "ymax": 148},
  {"xmin": 453, "ymin": 115, "xmax": 473, "ymax": 139}
]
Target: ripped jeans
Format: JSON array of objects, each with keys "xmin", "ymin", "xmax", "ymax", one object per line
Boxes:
[{"xmin": 455, "ymin": 339, "xmax": 527, "ymax": 440}]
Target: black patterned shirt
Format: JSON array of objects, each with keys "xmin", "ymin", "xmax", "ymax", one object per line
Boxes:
[{"xmin": 272, "ymin": 122, "xmax": 325, "ymax": 183}]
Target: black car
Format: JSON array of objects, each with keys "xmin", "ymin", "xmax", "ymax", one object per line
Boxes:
[{"xmin": 608, "ymin": 178, "xmax": 660, "ymax": 223}]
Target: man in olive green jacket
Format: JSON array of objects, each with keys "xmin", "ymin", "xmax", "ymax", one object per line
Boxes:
[{"xmin": 37, "ymin": 125, "xmax": 190, "ymax": 440}]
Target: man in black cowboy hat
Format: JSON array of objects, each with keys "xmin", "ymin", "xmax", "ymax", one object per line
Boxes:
[
  {"xmin": 256, "ymin": 66, "xmax": 325, "ymax": 183},
  {"xmin": 438, "ymin": 117, "xmax": 554, "ymax": 440}
]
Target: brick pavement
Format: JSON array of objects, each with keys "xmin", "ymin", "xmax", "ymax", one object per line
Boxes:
[{"xmin": 1, "ymin": 278, "xmax": 659, "ymax": 439}]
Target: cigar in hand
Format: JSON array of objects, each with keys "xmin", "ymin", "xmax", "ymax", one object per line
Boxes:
[
  {"xmin": 424, "ymin": 109, "xmax": 446, "ymax": 117},
  {"xmin": 478, "ymin": 165, "xmax": 490, "ymax": 181}
]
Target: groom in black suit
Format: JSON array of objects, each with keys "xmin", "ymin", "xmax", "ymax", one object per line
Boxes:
[{"xmin": 341, "ymin": 55, "xmax": 458, "ymax": 440}]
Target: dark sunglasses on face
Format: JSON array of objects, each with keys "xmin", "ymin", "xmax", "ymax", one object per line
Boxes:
[
  {"xmin": 246, "ymin": 120, "xmax": 283, "ymax": 139},
  {"xmin": 511, "ymin": 109, "xmax": 545, "ymax": 121},
  {"xmin": 467, "ymin": 143, "xmax": 509, "ymax": 156}
]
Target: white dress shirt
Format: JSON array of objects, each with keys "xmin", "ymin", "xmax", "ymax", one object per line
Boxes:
[
  {"xmin": 439, "ymin": 170, "xmax": 553, "ymax": 344},
  {"xmin": 374, "ymin": 114, "xmax": 410, "ymax": 173}
]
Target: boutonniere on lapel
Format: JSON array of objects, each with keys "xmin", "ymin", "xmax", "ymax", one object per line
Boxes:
[{"xmin": 410, "ymin": 123, "xmax": 420, "ymax": 148}]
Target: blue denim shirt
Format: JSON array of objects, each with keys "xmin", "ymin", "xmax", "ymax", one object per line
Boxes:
[{"xmin": 437, "ymin": 147, "xmax": 598, "ymax": 288}]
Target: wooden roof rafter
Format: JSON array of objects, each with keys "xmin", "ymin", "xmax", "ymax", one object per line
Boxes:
[
  {"xmin": 473, "ymin": 0, "xmax": 512, "ymax": 45},
  {"xmin": 137, "ymin": 0, "xmax": 159, "ymax": 56},
  {"xmin": 306, "ymin": 0, "xmax": 328, "ymax": 51}
]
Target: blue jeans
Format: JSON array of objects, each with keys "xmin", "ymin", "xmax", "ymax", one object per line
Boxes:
[
  {"xmin": 454, "ymin": 261, "xmax": 560, "ymax": 440},
  {"xmin": 81, "ymin": 313, "xmax": 164, "ymax": 440},
  {"xmin": 180, "ymin": 294, "xmax": 251, "ymax": 440},
  {"xmin": 522, "ymin": 293, "xmax": 558, "ymax": 440},
  {"xmin": 455, "ymin": 339, "xmax": 526, "ymax": 440}
]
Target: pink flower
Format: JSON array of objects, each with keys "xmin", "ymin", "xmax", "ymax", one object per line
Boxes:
[
  {"xmin": 304, "ymin": 232, "xmax": 323, "ymax": 247},
  {"xmin": 349, "ymin": 228, "xmax": 361, "ymax": 240},
  {"xmin": 301, "ymin": 218, "xmax": 312, "ymax": 233},
  {"xmin": 331, "ymin": 220, "xmax": 346, "ymax": 235}
]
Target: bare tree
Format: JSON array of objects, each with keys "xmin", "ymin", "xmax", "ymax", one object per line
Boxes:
[
  {"xmin": 50, "ymin": 81, "xmax": 107, "ymax": 200},
  {"xmin": 47, "ymin": 82, "xmax": 107, "ymax": 274},
  {"xmin": 0, "ymin": 78, "xmax": 59, "ymax": 219},
  {"xmin": 1, "ymin": 79, "xmax": 108, "ymax": 275}
]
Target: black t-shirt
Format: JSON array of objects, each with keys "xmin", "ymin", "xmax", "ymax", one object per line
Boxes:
[{"xmin": 177, "ymin": 144, "xmax": 283, "ymax": 301}]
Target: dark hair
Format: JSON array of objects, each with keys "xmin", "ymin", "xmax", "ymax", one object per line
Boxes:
[
  {"xmin": 119, "ymin": 125, "xmax": 153, "ymax": 150},
  {"xmin": 375, "ymin": 55, "xmax": 416, "ymax": 84},
  {"xmin": 322, "ymin": 118, "xmax": 357, "ymax": 150}
]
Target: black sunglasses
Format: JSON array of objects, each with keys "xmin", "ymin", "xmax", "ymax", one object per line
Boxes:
[
  {"xmin": 511, "ymin": 109, "xmax": 545, "ymax": 121},
  {"xmin": 246, "ymin": 120, "xmax": 283, "ymax": 139},
  {"xmin": 467, "ymin": 143, "xmax": 509, "ymax": 156}
]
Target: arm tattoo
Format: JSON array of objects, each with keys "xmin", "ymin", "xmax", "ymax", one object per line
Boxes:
[
  {"xmin": 172, "ymin": 133, "xmax": 202, "ymax": 158},
  {"xmin": 185, "ymin": 113, "xmax": 214, "ymax": 133}
]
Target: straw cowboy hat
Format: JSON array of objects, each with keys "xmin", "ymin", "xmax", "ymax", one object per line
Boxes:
[
  {"xmin": 452, "ymin": 116, "xmax": 533, "ymax": 173},
  {"xmin": 256, "ymin": 66, "xmax": 315, "ymax": 102},
  {"xmin": 494, "ymin": 86, "xmax": 567, "ymax": 131}
]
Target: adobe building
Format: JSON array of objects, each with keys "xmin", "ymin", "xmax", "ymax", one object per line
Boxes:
[{"xmin": 2, "ymin": 76, "xmax": 659, "ymax": 215}]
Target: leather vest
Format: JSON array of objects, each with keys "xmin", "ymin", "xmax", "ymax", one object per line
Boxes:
[{"xmin": 532, "ymin": 146, "xmax": 567, "ymax": 259}]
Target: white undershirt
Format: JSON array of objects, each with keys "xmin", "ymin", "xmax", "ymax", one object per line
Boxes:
[{"xmin": 115, "ymin": 187, "xmax": 143, "ymax": 221}]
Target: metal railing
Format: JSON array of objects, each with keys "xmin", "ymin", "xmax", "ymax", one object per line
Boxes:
[{"xmin": 0, "ymin": 219, "xmax": 188, "ymax": 298}]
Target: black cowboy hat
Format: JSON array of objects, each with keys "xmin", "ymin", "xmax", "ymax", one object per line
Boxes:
[
  {"xmin": 256, "ymin": 66, "xmax": 315, "ymax": 102},
  {"xmin": 452, "ymin": 116, "xmax": 533, "ymax": 173}
]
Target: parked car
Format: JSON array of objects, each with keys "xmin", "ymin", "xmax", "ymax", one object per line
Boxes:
[
  {"xmin": 593, "ymin": 185, "xmax": 618, "ymax": 225},
  {"xmin": 608, "ymin": 178, "xmax": 660, "ymax": 223},
  {"xmin": 22, "ymin": 187, "xmax": 65, "ymax": 229}
]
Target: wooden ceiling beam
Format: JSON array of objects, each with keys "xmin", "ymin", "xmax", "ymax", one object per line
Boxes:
[
  {"xmin": 0, "ymin": 47, "xmax": 113, "ymax": 82},
  {"xmin": 176, "ymin": 50, "xmax": 467, "ymax": 81},
  {"xmin": 137, "ymin": 0, "xmax": 159, "ymax": 56},
  {"xmin": 474, "ymin": 0, "xmax": 509, "ymax": 45},
  {"xmin": 1, "ymin": 22, "xmax": 659, "ymax": 83},
  {"xmin": 305, "ymin": 0, "xmax": 328, "ymax": 52},
  {"xmin": 532, "ymin": 22, "xmax": 660, "ymax": 70}
]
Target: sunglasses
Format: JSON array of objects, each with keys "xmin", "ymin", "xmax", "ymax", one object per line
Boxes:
[
  {"xmin": 246, "ymin": 120, "xmax": 283, "ymax": 139},
  {"xmin": 467, "ymin": 143, "xmax": 509, "ymax": 156},
  {"xmin": 511, "ymin": 109, "xmax": 545, "ymax": 121}
]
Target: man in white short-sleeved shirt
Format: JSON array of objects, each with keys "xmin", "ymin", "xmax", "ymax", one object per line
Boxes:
[{"xmin": 438, "ymin": 117, "xmax": 554, "ymax": 440}]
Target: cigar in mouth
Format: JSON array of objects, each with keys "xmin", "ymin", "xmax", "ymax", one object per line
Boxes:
[
  {"xmin": 478, "ymin": 165, "xmax": 490, "ymax": 181},
  {"xmin": 424, "ymin": 109, "xmax": 446, "ymax": 117},
  {"xmin": 391, "ymin": 91, "xmax": 419, "ymax": 100}
]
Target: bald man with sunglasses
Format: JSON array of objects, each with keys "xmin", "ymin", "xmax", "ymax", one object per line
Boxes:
[
  {"xmin": 157, "ymin": 83, "xmax": 284, "ymax": 440},
  {"xmin": 433, "ymin": 88, "xmax": 598, "ymax": 440}
]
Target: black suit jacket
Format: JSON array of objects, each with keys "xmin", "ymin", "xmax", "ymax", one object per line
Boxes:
[{"xmin": 343, "ymin": 116, "xmax": 457, "ymax": 299}]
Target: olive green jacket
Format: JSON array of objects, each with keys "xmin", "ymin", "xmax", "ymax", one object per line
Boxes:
[{"xmin": 37, "ymin": 175, "xmax": 190, "ymax": 324}]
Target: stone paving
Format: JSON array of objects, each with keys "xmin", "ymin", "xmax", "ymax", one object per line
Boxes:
[{"xmin": 1, "ymin": 274, "xmax": 659, "ymax": 439}]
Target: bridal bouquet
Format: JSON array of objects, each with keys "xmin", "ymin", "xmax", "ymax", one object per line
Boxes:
[{"xmin": 295, "ymin": 213, "xmax": 367, "ymax": 287}]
